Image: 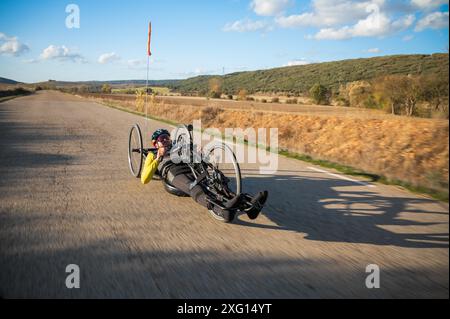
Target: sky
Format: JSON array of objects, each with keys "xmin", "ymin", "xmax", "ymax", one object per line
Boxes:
[{"xmin": 0, "ymin": 0, "xmax": 448, "ymax": 83}]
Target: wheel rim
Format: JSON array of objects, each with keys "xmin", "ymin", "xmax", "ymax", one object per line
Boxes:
[
  {"xmin": 204, "ymin": 143, "xmax": 241, "ymax": 196},
  {"xmin": 128, "ymin": 125, "xmax": 143, "ymax": 177},
  {"xmin": 174, "ymin": 125, "xmax": 192, "ymax": 163}
]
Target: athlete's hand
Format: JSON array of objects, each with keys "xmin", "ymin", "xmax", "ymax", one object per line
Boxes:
[{"xmin": 156, "ymin": 146, "xmax": 166, "ymax": 160}]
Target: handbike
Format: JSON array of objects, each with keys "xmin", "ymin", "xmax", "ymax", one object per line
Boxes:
[{"xmin": 128, "ymin": 123, "xmax": 258, "ymax": 218}]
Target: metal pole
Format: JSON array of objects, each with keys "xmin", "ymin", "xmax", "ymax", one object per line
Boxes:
[
  {"xmin": 145, "ymin": 49, "xmax": 150, "ymax": 145},
  {"xmin": 145, "ymin": 21, "xmax": 151, "ymax": 145}
]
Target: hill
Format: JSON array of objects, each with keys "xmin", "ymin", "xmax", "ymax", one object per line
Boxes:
[
  {"xmin": 168, "ymin": 53, "xmax": 449, "ymax": 95},
  {"xmin": 0, "ymin": 77, "xmax": 22, "ymax": 85},
  {"xmin": 34, "ymin": 79, "xmax": 181, "ymax": 88}
]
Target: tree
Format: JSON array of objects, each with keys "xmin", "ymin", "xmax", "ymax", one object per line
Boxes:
[
  {"xmin": 238, "ymin": 89, "xmax": 248, "ymax": 101},
  {"xmin": 309, "ymin": 83, "xmax": 330, "ymax": 105},
  {"xmin": 421, "ymin": 74, "xmax": 449, "ymax": 112},
  {"xmin": 347, "ymin": 81, "xmax": 372, "ymax": 108},
  {"xmin": 398, "ymin": 75, "xmax": 421, "ymax": 117},
  {"xmin": 79, "ymin": 85, "xmax": 88, "ymax": 93},
  {"xmin": 375, "ymin": 75, "xmax": 421, "ymax": 116},
  {"xmin": 208, "ymin": 77, "xmax": 222, "ymax": 98},
  {"xmin": 102, "ymin": 84, "xmax": 112, "ymax": 94},
  {"xmin": 374, "ymin": 75, "xmax": 402, "ymax": 114}
]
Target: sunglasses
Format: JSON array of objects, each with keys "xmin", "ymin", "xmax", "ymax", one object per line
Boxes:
[{"xmin": 155, "ymin": 134, "xmax": 171, "ymax": 144}]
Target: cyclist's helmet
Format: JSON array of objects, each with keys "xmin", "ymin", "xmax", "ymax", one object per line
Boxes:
[{"xmin": 151, "ymin": 128, "xmax": 170, "ymax": 143}]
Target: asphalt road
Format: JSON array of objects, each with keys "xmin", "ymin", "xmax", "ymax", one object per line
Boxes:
[{"xmin": 0, "ymin": 91, "xmax": 448, "ymax": 298}]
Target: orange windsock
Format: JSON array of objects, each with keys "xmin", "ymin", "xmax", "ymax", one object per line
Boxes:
[{"xmin": 147, "ymin": 22, "xmax": 152, "ymax": 56}]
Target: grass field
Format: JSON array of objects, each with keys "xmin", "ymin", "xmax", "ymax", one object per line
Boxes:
[
  {"xmin": 112, "ymin": 86, "xmax": 172, "ymax": 95},
  {"xmin": 79, "ymin": 92, "xmax": 394, "ymax": 119}
]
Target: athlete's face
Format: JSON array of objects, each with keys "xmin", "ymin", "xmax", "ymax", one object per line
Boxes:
[{"xmin": 156, "ymin": 134, "xmax": 171, "ymax": 148}]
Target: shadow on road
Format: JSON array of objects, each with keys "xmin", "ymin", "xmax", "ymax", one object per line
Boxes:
[
  {"xmin": 235, "ymin": 173, "xmax": 449, "ymax": 248},
  {"xmin": 0, "ymin": 109, "xmax": 80, "ymax": 172},
  {"xmin": 0, "ymin": 224, "xmax": 447, "ymax": 298}
]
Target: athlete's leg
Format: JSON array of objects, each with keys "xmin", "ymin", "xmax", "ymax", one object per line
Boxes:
[{"xmin": 168, "ymin": 167, "xmax": 235, "ymax": 222}]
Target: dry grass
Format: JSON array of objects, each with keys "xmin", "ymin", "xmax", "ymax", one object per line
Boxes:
[
  {"xmin": 79, "ymin": 93, "xmax": 449, "ymax": 193},
  {"xmin": 82, "ymin": 93, "xmax": 391, "ymax": 118}
]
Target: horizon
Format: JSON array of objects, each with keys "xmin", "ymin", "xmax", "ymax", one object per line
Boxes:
[{"xmin": 1, "ymin": 0, "xmax": 448, "ymax": 83}]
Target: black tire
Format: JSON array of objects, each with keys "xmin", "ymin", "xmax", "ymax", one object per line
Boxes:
[
  {"xmin": 163, "ymin": 180, "xmax": 189, "ymax": 197},
  {"xmin": 208, "ymin": 208, "xmax": 236, "ymax": 223},
  {"xmin": 128, "ymin": 124, "xmax": 143, "ymax": 178}
]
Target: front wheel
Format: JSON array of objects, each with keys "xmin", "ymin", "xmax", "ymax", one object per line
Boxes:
[
  {"xmin": 203, "ymin": 142, "xmax": 242, "ymax": 198},
  {"xmin": 128, "ymin": 124, "xmax": 143, "ymax": 177},
  {"xmin": 173, "ymin": 124, "xmax": 193, "ymax": 163}
]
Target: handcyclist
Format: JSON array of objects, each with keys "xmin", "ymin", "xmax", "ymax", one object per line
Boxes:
[{"xmin": 141, "ymin": 128, "xmax": 268, "ymax": 223}]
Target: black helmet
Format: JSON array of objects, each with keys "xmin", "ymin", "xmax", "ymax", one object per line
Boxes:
[{"xmin": 151, "ymin": 128, "xmax": 170, "ymax": 141}]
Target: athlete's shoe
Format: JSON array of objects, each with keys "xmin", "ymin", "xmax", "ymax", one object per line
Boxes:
[{"xmin": 246, "ymin": 191, "xmax": 268, "ymax": 220}]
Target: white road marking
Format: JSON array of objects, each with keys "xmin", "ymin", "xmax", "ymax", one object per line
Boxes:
[{"xmin": 307, "ymin": 166, "xmax": 376, "ymax": 188}]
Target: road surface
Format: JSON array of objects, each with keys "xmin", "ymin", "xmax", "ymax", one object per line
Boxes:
[{"xmin": 0, "ymin": 91, "xmax": 448, "ymax": 298}]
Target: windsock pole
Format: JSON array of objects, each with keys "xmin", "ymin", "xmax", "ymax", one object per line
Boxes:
[{"xmin": 145, "ymin": 21, "xmax": 152, "ymax": 141}]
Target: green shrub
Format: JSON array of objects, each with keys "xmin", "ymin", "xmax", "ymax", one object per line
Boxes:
[
  {"xmin": 102, "ymin": 84, "xmax": 112, "ymax": 94},
  {"xmin": 335, "ymin": 96, "xmax": 350, "ymax": 106},
  {"xmin": 209, "ymin": 91, "xmax": 221, "ymax": 99},
  {"xmin": 0, "ymin": 87, "xmax": 31, "ymax": 98},
  {"xmin": 309, "ymin": 83, "xmax": 330, "ymax": 105}
]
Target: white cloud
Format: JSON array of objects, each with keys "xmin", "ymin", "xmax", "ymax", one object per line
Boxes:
[
  {"xmin": 0, "ymin": 32, "xmax": 29, "ymax": 56},
  {"xmin": 391, "ymin": 13, "xmax": 416, "ymax": 29},
  {"xmin": 98, "ymin": 52, "xmax": 120, "ymax": 64},
  {"xmin": 177, "ymin": 68, "xmax": 220, "ymax": 78},
  {"xmin": 223, "ymin": 19, "xmax": 272, "ymax": 32},
  {"xmin": 402, "ymin": 34, "xmax": 415, "ymax": 40},
  {"xmin": 127, "ymin": 57, "xmax": 163, "ymax": 70},
  {"xmin": 411, "ymin": 0, "xmax": 448, "ymax": 10},
  {"xmin": 415, "ymin": 11, "xmax": 449, "ymax": 31},
  {"xmin": 40, "ymin": 45, "xmax": 86, "ymax": 63},
  {"xmin": 251, "ymin": 0, "xmax": 292, "ymax": 16},
  {"xmin": 312, "ymin": 4, "xmax": 415, "ymax": 39},
  {"xmin": 127, "ymin": 59, "xmax": 147, "ymax": 69},
  {"xmin": 225, "ymin": 0, "xmax": 447, "ymax": 38},
  {"xmin": 276, "ymin": 0, "xmax": 386, "ymax": 28},
  {"xmin": 283, "ymin": 59, "xmax": 311, "ymax": 66},
  {"xmin": 366, "ymin": 47, "xmax": 381, "ymax": 52}
]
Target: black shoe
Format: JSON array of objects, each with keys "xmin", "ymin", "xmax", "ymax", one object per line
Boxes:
[{"xmin": 247, "ymin": 191, "xmax": 268, "ymax": 220}]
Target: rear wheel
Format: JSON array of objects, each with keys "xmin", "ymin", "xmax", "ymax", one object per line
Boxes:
[{"xmin": 128, "ymin": 124, "xmax": 143, "ymax": 177}]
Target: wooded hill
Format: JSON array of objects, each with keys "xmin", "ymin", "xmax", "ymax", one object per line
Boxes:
[{"xmin": 168, "ymin": 53, "xmax": 449, "ymax": 95}]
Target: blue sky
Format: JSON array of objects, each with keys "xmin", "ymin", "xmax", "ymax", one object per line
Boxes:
[{"xmin": 0, "ymin": 0, "xmax": 448, "ymax": 83}]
